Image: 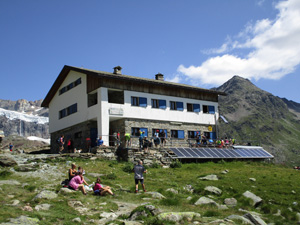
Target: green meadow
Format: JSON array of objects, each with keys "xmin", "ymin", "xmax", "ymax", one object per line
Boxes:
[{"xmin": 1, "ymin": 157, "xmax": 300, "ymax": 224}]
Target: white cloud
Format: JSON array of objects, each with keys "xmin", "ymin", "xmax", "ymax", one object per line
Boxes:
[
  {"xmin": 165, "ymin": 74, "xmax": 182, "ymax": 83},
  {"xmin": 178, "ymin": 0, "xmax": 300, "ymax": 86}
]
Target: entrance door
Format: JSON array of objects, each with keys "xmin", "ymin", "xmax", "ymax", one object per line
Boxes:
[{"xmin": 90, "ymin": 128, "xmax": 98, "ymax": 147}]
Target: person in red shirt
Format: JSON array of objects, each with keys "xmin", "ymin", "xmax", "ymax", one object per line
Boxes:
[{"xmin": 93, "ymin": 177, "xmax": 114, "ymax": 196}]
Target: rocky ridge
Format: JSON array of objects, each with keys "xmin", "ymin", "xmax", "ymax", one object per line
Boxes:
[{"xmin": 215, "ymin": 76, "xmax": 300, "ymax": 165}]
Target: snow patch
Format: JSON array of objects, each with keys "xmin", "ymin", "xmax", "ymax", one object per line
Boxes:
[
  {"xmin": 27, "ymin": 136, "xmax": 50, "ymax": 144},
  {"xmin": 0, "ymin": 108, "xmax": 49, "ymax": 124}
]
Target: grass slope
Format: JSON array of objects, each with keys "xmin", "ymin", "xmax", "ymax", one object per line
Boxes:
[{"xmin": 1, "ymin": 158, "xmax": 300, "ymax": 224}]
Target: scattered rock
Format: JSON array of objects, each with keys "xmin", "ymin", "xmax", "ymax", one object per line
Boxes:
[
  {"xmin": 22, "ymin": 205, "xmax": 33, "ymax": 212},
  {"xmin": 35, "ymin": 204, "xmax": 51, "ymax": 211},
  {"xmin": 199, "ymin": 174, "xmax": 218, "ymax": 181},
  {"xmin": 68, "ymin": 200, "xmax": 84, "ymax": 208},
  {"xmin": 157, "ymin": 212, "xmax": 200, "ymax": 223},
  {"xmin": 296, "ymin": 212, "xmax": 300, "ymax": 223},
  {"xmin": 1, "ymin": 215, "xmax": 39, "ymax": 225},
  {"xmin": 166, "ymin": 188, "xmax": 178, "ymax": 194},
  {"xmin": 0, "ymin": 156, "xmax": 17, "ymax": 167},
  {"xmin": 72, "ymin": 217, "xmax": 82, "ymax": 223},
  {"xmin": 217, "ymin": 204, "xmax": 229, "ymax": 210},
  {"xmin": 243, "ymin": 213, "xmax": 267, "ymax": 225},
  {"xmin": 88, "ymin": 173, "xmax": 105, "ymax": 178},
  {"xmin": 242, "ymin": 191, "xmax": 263, "ymax": 207},
  {"xmin": 194, "ymin": 196, "xmax": 218, "ymax": 207},
  {"xmin": 204, "ymin": 186, "xmax": 222, "ymax": 195},
  {"xmin": 227, "ymin": 215, "xmax": 253, "ymax": 224},
  {"xmin": 0, "ymin": 180, "xmax": 20, "ymax": 186},
  {"xmin": 224, "ymin": 198, "xmax": 237, "ymax": 207},
  {"xmin": 145, "ymin": 192, "xmax": 166, "ymax": 199},
  {"xmin": 183, "ymin": 184, "xmax": 194, "ymax": 193},
  {"xmin": 59, "ymin": 187, "xmax": 76, "ymax": 194},
  {"xmin": 33, "ymin": 190, "xmax": 58, "ymax": 200},
  {"xmin": 249, "ymin": 178, "xmax": 256, "ymax": 182},
  {"xmin": 221, "ymin": 169, "xmax": 229, "ymax": 174},
  {"xmin": 8, "ymin": 200, "xmax": 20, "ymax": 206}
]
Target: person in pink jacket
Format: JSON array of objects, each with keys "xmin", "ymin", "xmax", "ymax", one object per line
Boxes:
[{"xmin": 68, "ymin": 172, "xmax": 89, "ymax": 195}]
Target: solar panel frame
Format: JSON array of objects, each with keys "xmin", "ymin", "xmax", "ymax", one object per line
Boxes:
[{"xmin": 169, "ymin": 146, "xmax": 273, "ymax": 159}]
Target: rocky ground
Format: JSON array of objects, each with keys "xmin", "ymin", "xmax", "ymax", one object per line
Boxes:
[{"xmin": 1, "ymin": 149, "xmax": 299, "ymax": 224}]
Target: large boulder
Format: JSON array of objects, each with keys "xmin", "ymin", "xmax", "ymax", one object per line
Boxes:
[
  {"xmin": 0, "ymin": 180, "xmax": 21, "ymax": 186},
  {"xmin": 199, "ymin": 174, "xmax": 218, "ymax": 181},
  {"xmin": 33, "ymin": 190, "xmax": 58, "ymax": 200},
  {"xmin": 0, "ymin": 156, "xmax": 17, "ymax": 167},
  {"xmin": 145, "ymin": 192, "xmax": 166, "ymax": 199},
  {"xmin": 1, "ymin": 215, "xmax": 39, "ymax": 225},
  {"xmin": 157, "ymin": 212, "xmax": 200, "ymax": 223},
  {"xmin": 227, "ymin": 215, "xmax": 253, "ymax": 224},
  {"xmin": 204, "ymin": 186, "xmax": 222, "ymax": 195},
  {"xmin": 194, "ymin": 196, "xmax": 218, "ymax": 207},
  {"xmin": 243, "ymin": 213, "xmax": 267, "ymax": 225},
  {"xmin": 243, "ymin": 191, "xmax": 263, "ymax": 207},
  {"xmin": 224, "ymin": 198, "xmax": 237, "ymax": 207}
]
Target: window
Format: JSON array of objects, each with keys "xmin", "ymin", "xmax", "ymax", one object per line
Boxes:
[
  {"xmin": 188, "ymin": 131, "xmax": 201, "ymax": 138},
  {"xmin": 171, "ymin": 130, "xmax": 184, "ymax": 139},
  {"xmin": 59, "ymin": 103, "xmax": 77, "ymax": 119},
  {"xmin": 131, "ymin": 97, "xmax": 147, "ymax": 107},
  {"xmin": 170, "ymin": 101, "xmax": 184, "ymax": 111},
  {"xmin": 108, "ymin": 90, "xmax": 124, "ymax": 104},
  {"xmin": 203, "ymin": 105, "xmax": 215, "ymax": 114},
  {"xmin": 152, "ymin": 129, "xmax": 168, "ymax": 137},
  {"xmin": 75, "ymin": 131, "xmax": 82, "ymax": 139},
  {"xmin": 131, "ymin": 127, "xmax": 148, "ymax": 137},
  {"xmin": 88, "ymin": 93, "xmax": 98, "ymax": 107},
  {"xmin": 59, "ymin": 78, "xmax": 81, "ymax": 95},
  {"xmin": 151, "ymin": 99, "xmax": 166, "ymax": 109},
  {"xmin": 187, "ymin": 103, "xmax": 200, "ymax": 112}
]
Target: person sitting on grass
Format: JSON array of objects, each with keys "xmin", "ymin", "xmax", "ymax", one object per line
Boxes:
[
  {"xmin": 68, "ymin": 171, "xmax": 89, "ymax": 195},
  {"xmin": 93, "ymin": 177, "xmax": 114, "ymax": 196},
  {"xmin": 69, "ymin": 163, "xmax": 77, "ymax": 181}
]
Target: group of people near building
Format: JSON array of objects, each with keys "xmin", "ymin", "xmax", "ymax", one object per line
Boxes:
[{"xmin": 66, "ymin": 160, "xmax": 147, "ymax": 195}]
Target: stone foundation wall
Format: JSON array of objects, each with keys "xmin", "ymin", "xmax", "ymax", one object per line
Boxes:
[{"xmin": 51, "ymin": 120, "xmax": 97, "ymax": 153}]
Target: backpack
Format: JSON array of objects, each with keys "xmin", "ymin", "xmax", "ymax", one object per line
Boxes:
[{"xmin": 57, "ymin": 138, "xmax": 61, "ymax": 144}]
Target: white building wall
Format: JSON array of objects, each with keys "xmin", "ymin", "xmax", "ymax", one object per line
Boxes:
[
  {"xmin": 49, "ymin": 71, "xmax": 101, "ymax": 133},
  {"xmin": 118, "ymin": 90, "xmax": 218, "ymax": 125}
]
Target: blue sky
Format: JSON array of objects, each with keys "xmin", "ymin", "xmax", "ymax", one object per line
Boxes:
[{"xmin": 1, "ymin": 0, "xmax": 299, "ymax": 103}]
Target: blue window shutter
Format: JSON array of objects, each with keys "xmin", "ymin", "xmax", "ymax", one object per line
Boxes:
[
  {"xmin": 210, "ymin": 132, "xmax": 216, "ymax": 139},
  {"xmin": 131, "ymin": 97, "xmax": 135, "ymax": 105},
  {"xmin": 140, "ymin": 128, "xmax": 148, "ymax": 137},
  {"xmin": 177, "ymin": 102, "xmax": 183, "ymax": 111},
  {"xmin": 208, "ymin": 106, "xmax": 215, "ymax": 114},
  {"xmin": 139, "ymin": 97, "xmax": 147, "ymax": 107},
  {"xmin": 193, "ymin": 104, "xmax": 200, "ymax": 112},
  {"xmin": 178, "ymin": 130, "xmax": 184, "ymax": 139},
  {"xmin": 159, "ymin": 100, "xmax": 166, "ymax": 109}
]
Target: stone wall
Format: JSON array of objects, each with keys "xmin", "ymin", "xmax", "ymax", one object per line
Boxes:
[{"xmin": 51, "ymin": 120, "xmax": 97, "ymax": 153}]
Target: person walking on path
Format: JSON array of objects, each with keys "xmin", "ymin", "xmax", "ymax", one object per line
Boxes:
[
  {"xmin": 133, "ymin": 160, "xmax": 147, "ymax": 193},
  {"xmin": 9, "ymin": 143, "xmax": 13, "ymax": 152}
]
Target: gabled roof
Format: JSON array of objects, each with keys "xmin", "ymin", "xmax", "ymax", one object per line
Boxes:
[{"xmin": 41, "ymin": 65, "xmax": 226, "ymax": 107}]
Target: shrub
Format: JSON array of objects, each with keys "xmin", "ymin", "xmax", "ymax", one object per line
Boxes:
[
  {"xmin": 24, "ymin": 185, "xmax": 37, "ymax": 192},
  {"xmin": 159, "ymin": 197, "xmax": 182, "ymax": 206},
  {"xmin": 170, "ymin": 159, "xmax": 182, "ymax": 168},
  {"xmin": 105, "ymin": 172, "xmax": 117, "ymax": 180},
  {"xmin": 203, "ymin": 210, "xmax": 221, "ymax": 217},
  {"xmin": 122, "ymin": 163, "xmax": 133, "ymax": 173},
  {"xmin": 0, "ymin": 170, "xmax": 12, "ymax": 178}
]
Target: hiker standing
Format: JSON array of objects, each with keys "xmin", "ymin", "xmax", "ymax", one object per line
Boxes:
[
  {"xmin": 59, "ymin": 135, "xmax": 64, "ymax": 154},
  {"xmin": 133, "ymin": 160, "xmax": 147, "ymax": 193}
]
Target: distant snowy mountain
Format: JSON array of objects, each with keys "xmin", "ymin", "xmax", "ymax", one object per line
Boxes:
[
  {"xmin": 0, "ymin": 108, "xmax": 48, "ymax": 124},
  {"xmin": 0, "ymin": 99, "xmax": 49, "ymax": 138}
]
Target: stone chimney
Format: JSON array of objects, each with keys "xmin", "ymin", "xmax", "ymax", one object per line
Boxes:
[
  {"xmin": 113, "ymin": 66, "xmax": 122, "ymax": 74},
  {"xmin": 155, "ymin": 73, "xmax": 164, "ymax": 81}
]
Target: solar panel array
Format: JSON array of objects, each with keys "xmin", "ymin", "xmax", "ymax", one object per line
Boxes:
[{"xmin": 169, "ymin": 147, "xmax": 273, "ymax": 159}]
